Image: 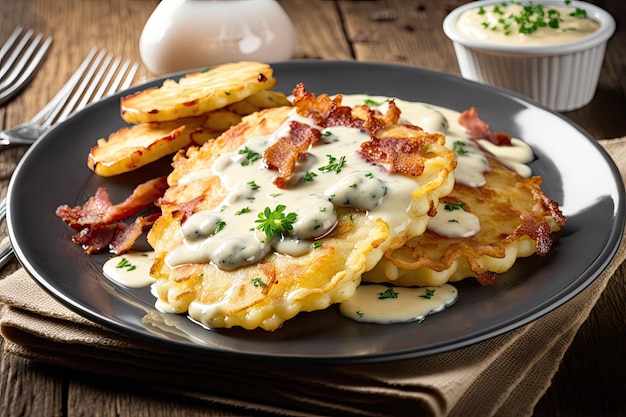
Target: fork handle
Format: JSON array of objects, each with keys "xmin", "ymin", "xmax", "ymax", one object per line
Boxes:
[{"xmin": 0, "ymin": 123, "xmax": 44, "ymax": 147}]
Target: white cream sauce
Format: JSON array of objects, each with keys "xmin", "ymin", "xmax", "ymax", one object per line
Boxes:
[
  {"xmin": 456, "ymin": 3, "xmax": 599, "ymax": 46},
  {"xmin": 428, "ymin": 202, "xmax": 480, "ymax": 238},
  {"xmin": 478, "ymin": 138, "xmax": 533, "ymax": 178},
  {"xmin": 102, "ymin": 95, "xmax": 536, "ymax": 326},
  {"xmin": 167, "ymin": 110, "xmax": 425, "ymax": 271},
  {"xmin": 341, "ymin": 95, "xmax": 532, "ymax": 241},
  {"xmin": 337, "ymin": 95, "xmax": 534, "ymax": 324},
  {"xmin": 339, "ymin": 284, "xmax": 458, "ymax": 324},
  {"xmin": 103, "ymin": 252, "xmax": 156, "ymax": 288}
]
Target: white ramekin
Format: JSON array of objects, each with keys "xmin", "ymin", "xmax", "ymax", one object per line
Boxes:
[{"xmin": 443, "ymin": 0, "xmax": 615, "ymax": 112}]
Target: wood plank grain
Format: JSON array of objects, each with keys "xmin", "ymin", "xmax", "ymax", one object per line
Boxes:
[
  {"xmin": 280, "ymin": 0, "xmax": 353, "ymax": 60},
  {"xmin": 338, "ymin": 0, "xmax": 461, "ymax": 72},
  {"xmin": 66, "ymin": 377, "xmax": 242, "ymax": 417},
  {"xmin": 0, "ymin": 351, "xmax": 63, "ymax": 417}
]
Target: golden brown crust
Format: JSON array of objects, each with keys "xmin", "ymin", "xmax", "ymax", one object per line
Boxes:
[
  {"xmin": 120, "ymin": 61, "xmax": 277, "ymax": 123},
  {"xmin": 363, "ymin": 156, "xmax": 566, "ymax": 287},
  {"xmin": 147, "ymin": 92, "xmax": 457, "ymax": 331}
]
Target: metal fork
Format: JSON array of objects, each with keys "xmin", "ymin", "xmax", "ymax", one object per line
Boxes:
[
  {"xmin": 0, "ymin": 26, "xmax": 53, "ymax": 106},
  {"xmin": 0, "ymin": 47, "xmax": 139, "ymax": 268},
  {"xmin": 1, "ymin": 47, "xmax": 138, "ymax": 147}
]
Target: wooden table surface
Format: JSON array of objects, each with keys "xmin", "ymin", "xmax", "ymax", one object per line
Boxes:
[{"xmin": 1, "ymin": 1, "xmax": 625, "ymax": 416}]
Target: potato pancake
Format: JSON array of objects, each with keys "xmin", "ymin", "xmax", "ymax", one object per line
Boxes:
[
  {"xmin": 335, "ymin": 95, "xmax": 566, "ymax": 288},
  {"xmin": 363, "ymin": 155, "xmax": 566, "ymax": 287},
  {"xmin": 147, "ymin": 86, "xmax": 457, "ymax": 331},
  {"xmin": 120, "ymin": 61, "xmax": 276, "ymax": 123}
]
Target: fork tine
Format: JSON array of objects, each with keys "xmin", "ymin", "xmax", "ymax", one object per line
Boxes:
[
  {"xmin": 74, "ymin": 51, "xmax": 116, "ymax": 111},
  {"xmin": 31, "ymin": 47, "xmax": 99, "ymax": 128},
  {"xmin": 0, "ymin": 27, "xmax": 30, "ymax": 80},
  {"xmin": 0, "ymin": 27, "xmax": 23, "ymax": 63},
  {"xmin": 0, "ymin": 31, "xmax": 38, "ymax": 85},
  {"xmin": 0, "ymin": 26, "xmax": 53, "ymax": 106},
  {"xmin": 92, "ymin": 55, "xmax": 122, "ymax": 100},
  {"xmin": 0, "ymin": 34, "xmax": 53, "ymax": 105},
  {"xmin": 100, "ymin": 58, "xmax": 139, "ymax": 98},
  {"xmin": 51, "ymin": 49, "xmax": 108, "ymax": 125},
  {"xmin": 118, "ymin": 60, "xmax": 139, "ymax": 92}
]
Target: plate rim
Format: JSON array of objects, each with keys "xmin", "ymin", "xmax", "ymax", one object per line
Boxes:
[{"xmin": 7, "ymin": 59, "xmax": 625, "ymax": 363}]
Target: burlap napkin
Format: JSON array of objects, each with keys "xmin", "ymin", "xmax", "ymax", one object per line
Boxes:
[{"xmin": 1, "ymin": 138, "xmax": 625, "ymax": 417}]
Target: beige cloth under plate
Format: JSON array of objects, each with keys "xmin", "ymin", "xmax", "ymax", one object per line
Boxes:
[{"xmin": 0, "ymin": 138, "xmax": 625, "ymax": 417}]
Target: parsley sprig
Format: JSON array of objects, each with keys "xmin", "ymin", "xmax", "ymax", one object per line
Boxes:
[{"xmin": 255, "ymin": 205, "xmax": 298, "ymax": 239}]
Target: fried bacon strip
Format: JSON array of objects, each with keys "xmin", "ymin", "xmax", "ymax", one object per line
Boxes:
[
  {"xmin": 459, "ymin": 107, "xmax": 511, "ymax": 146},
  {"xmin": 264, "ymin": 84, "xmax": 407, "ymax": 187},
  {"xmin": 360, "ymin": 136, "xmax": 427, "ymax": 177},
  {"xmin": 56, "ymin": 176, "xmax": 168, "ymax": 254},
  {"xmin": 264, "ymin": 121, "xmax": 321, "ymax": 188},
  {"xmin": 291, "ymin": 83, "xmax": 342, "ymax": 123},
  {"xmin": 110, "ymin": 212, "xmax": 161, "ymax": 255}
]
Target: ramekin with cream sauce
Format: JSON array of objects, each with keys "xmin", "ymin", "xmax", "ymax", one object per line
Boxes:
[{"xmin": 443, "ymin": 0, "xmax": 615, "ymax": 111}]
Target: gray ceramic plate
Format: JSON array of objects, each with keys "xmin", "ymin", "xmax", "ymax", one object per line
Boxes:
[{"xmin": 7, "ymin": 61, "xmax": 624, "ymax": 363}]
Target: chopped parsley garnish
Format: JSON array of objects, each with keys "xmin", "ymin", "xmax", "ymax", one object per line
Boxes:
[
  {"xmin": 214, "ymin": 221, "xmax": 226, "ymax": 234},
  {"xmin": 348, "ymin": 183, "xmax": 357, "ymax": 188},
  {"xmin": 255, "ymin": 205, "xmax": 298, "ymax": 239},
  {"xmin": 378, "ymin": 287, "xmax": 399, "ymax": 300},
  {"xmin": 252, "ymin": 277, "xmax": 267, "ymax": 288},
  {"xmin": 302, "ymin": 171, "xmax": 318, "ymax": 182},
  {"xmin": 313, "ymin": 242, "xmax": 323, "ymax": 249},
  {"xmin": 247, "ymin": 180, "xmax": 260, "ymax": 190},
  {"xmin": 365, "ymin": 171, "xmax": 374, "ymax": 178},
  {"xmin": 116, "ymin": 258, "xmax": 136, "ymax": 271},
  {"xmin": 569, "ymin": 7, "xmax": 587, "ymax": 18},
  {"xmin": 318, "ymin": 154, "xmax": 346, "ymax": 174},
  {"xmin": 480, "ymin": 1, "xmax": 589, "ymax": 35},
  {"xmin": 420, "ymin": 289, "xmax": 436, "ymax": 299},
  {"xmin": 235, "ymin": 207, "xmax": 251, "ymax": 215},
  {"xmin": 445, "ymin": 202, "xmax": 466, "ymax": 211},
  {"xmin": 453, "ymin": 140, "xmax": 468, "ymax": 154},
  {"xmin": 238, "ymin": 147, "xmax": 261, "ymax": 166},
  {"xmin": 363, "ymin": 98, "xmax": 386, "ymax": 106}
]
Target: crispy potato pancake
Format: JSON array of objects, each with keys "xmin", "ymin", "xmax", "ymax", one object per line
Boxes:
[
  {"xmin": 120, "ymin": 61, "xmax": 276, "ymax": 123},
  {"xmin": 88, "ymin": 116, "xmax": 217, "ymax": 177},
  {"xmin": 363, "ymin": 156, "xmax": 566, "ymax": 287},
  {"xmin": 90, "ymin": 90, "xmax": 292, "ymax": 177},
  {"xmin": 148, "ymin": 91, "xmax": 457, "ymax": 331}
]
